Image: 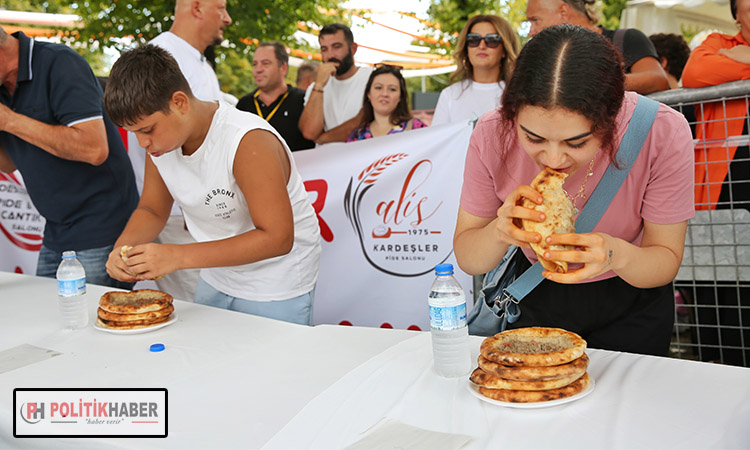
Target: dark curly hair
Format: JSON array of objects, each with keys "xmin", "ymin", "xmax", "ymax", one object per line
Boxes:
[
  {"xmin": 649, "ymin": 33, "xmax": 690, "ymax": 81},
  {"xmin": 498, "ymin": 25, "xmax": 625, "ymax": 166}
]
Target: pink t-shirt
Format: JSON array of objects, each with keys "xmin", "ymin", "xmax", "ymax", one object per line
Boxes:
[{"xmin": 460, "ymin": 91, "xmax": 695, "ymax": 281}]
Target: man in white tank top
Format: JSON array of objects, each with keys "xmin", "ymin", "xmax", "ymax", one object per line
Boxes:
[{"xmin": 103, "ymin": 45, "xmax": 321, "ymax": 325}]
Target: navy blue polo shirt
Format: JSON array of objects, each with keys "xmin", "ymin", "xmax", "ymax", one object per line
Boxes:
[{"xmin": 0, "ymin": 32, "xmax": 138, "ymax": 252}]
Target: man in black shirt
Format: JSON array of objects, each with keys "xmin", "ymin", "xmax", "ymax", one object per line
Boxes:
[{"xmin": 237, "ymin": 42, "xmax": 314, "ymax": 151}]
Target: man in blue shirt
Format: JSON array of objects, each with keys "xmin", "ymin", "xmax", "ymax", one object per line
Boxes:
[{"xmin": 0, "ymin": 27, "xmax": 138, "ymax": 288}]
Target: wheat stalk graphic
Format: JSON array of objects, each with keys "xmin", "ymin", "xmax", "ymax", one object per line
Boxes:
[
  {"xmin": 357, "ymin": 153, "xmax": 408, "ymax": 184},
  {"xmin": 343, "ymin": 153, "xmax": 409, "ymax": 275}
]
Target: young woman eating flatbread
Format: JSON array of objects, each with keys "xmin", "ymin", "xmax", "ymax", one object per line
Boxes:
[{"xmin": 453, "ymin": 25, "xmax": 694, "ymax": 356}]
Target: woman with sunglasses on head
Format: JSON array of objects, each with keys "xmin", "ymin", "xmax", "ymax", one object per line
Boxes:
[
  {"xmin": 454, "ymin": 25, "xmax": 694, "ymax": 356},
  {"xmin": 431, "ymin": 15, "xmax": 519, "ymax": 126},
  {"xmin": 347, "ymin": 64, "xmax": 426, "ymax": 142}
]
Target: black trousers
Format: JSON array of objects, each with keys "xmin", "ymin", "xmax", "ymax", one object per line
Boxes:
[{"xmin": 507, "ymin": 255, "xmax": 674, "ymax": 356}]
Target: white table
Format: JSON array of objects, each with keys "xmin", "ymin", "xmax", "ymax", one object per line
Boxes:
[{"xmin": 1, "ymin": 272, "xmax": 749, "ymax": 449}]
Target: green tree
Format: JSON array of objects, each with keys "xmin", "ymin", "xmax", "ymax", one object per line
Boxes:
[
  {"xmin": 66, "ymin": 0, "xmax": 342, "ymax": 98},
  {"xmin": 1, "ymin": 0, "xmax": 113, "ymax": 71},
  {"xmin": 427, "ymin": 0, "xmax": 528, "ymax": 37},
  {"xmin": 1, "ymin": 0, "xmax": 71, "ymax": 13},
  {"xmin": 600, "ymin": 0, "xmax": 628, "ymax": 29}
]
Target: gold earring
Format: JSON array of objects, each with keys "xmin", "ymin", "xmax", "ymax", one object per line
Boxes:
[{"xmin": 737, "ymin": 21, "xmax": 742, "ymax": 31}]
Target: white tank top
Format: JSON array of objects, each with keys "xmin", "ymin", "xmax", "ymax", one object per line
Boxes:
[{"xmin": 150, "ymin": 103, "xmax": 321, "ymax": 301}]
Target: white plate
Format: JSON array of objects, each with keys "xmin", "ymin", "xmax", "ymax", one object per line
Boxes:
[
  {"xmin": 94, "ymin": 314, "xmax": 178, "ymax": 335},
  {"xmin": 467, "ymin": 374, "xmax": 595, "ymax": 409}
]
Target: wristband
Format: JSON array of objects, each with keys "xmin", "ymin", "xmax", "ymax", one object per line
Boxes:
[{"xmin": 313, "ymin": 87, "xmax": 324, "ymax": 94}]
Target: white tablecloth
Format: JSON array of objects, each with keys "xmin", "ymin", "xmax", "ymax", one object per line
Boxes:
[
  {"xmin": 2, "ymin": 271, "xmax": 750, "ymax": 449},
  {"xmin": 0, "ymin": 272, "xmax": 416, "ymax": 449},
  {"xmin": 265, "ymin": 334, "xmax": 750, "ymax": 449}
]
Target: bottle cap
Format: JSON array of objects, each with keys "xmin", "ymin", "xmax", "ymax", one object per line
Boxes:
[
  {"xmin": 62, "ymin": 250, "xmax": 77, "ymax": 259},
  {"xmin": 150, "ymin": 343, "xmax": 165, "ymax": 352},
  {"xmin": 435, "ymin": 263, "xmax": 454, "ymax": 276}
]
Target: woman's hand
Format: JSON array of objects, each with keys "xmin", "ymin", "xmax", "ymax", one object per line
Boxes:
[
  {"xmin": 494, "ymin": 185, "xmax": 546, "ymax": 248},
  {"xmin": 541, "ymin": 232, "xmax": 620, "ymax": 283},
  {"xmin": 105, "ymin": 246, "xmax": 139, "ymax": 283},
  {"xmin": 119, "ymin": 243, "xmax": 181, "ymax": 281}
]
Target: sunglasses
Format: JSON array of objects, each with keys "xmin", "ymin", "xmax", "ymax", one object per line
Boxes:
[
  {"xmin": 466, "ymin": 33, "xmax": 503, "ymax": 49},
  {"xmin": 374, "ymin": 62, "xmax": 404, "ymax": 71}
]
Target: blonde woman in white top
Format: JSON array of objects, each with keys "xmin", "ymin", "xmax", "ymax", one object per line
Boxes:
[{"xmin": 432, "ymin": 15, "xmax": 520, "ymax": 126}]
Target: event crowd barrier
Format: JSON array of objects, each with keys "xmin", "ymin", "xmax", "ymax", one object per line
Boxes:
[{"xmin": 650, "ymin": 79, "xmax": 750, "ymax": 367}]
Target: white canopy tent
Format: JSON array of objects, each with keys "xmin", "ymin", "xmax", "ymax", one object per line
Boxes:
[{"xmin": 620, "ymin": 0, "xmax": 736, "ymax": 36}]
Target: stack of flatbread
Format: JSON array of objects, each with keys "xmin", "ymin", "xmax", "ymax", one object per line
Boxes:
[
  {"xmin": 521, "ymin": 168, "xmax": 576, "ymax": 273},
  {"xmin": 96, "ymin": 289, "xmax": 174, "ymax": 330},
  {"xmin": 470, "ymin": 327, "xmax": 590, "ymax": 403}
]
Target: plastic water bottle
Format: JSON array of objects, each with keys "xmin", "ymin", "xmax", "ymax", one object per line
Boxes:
[
  {"xmin": 56, "ymin": 251, "xmax": 89, "ymax": 329},
  {"xmin": 429, "ymin": 263, "xmax": 471, "ymax": 377}
]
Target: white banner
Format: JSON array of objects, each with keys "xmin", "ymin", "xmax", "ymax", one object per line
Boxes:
[
  {"xmin": 0, "ymin": 172, "xmax": 44, "ymax": 275},
  {"xmin": 0, "ymin": 122, "xmax": 475, "ymax": 331},
  {"xmin": 296, "ymin": 122, "xmax": 474, "ymax": 330}
]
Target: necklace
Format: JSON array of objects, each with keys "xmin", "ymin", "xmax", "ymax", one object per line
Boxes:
[{"xmin": 564, "ymin": 155, "xmax": 596, "ymax": 216}]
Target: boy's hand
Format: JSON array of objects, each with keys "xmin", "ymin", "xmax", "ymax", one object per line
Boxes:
[
  {"xmin": 121, "ymin": 243, "xmax": 179, "ymax": 281},
  {"xmin": 106, "ymin": 246, "xmax": 138, "ymax": 282}
]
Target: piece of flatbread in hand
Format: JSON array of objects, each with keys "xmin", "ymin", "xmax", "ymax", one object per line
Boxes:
[
  {"xmin": 120, "ymin": 245, "xmax": 163, "ymax": 280},
  {"xmin": 521, "ymin": 168, "xmax": 576, "ymax": 273}
]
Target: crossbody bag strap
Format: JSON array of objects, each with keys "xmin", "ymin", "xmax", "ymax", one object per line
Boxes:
[{"xmin": 498, "ymin": 95, "xmax": 660, "ymax": 325}]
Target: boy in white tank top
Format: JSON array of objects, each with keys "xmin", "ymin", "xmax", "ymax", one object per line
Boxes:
[{"xmin": 102, "ymin": 45, "xmax": 321, "ymax": 325}]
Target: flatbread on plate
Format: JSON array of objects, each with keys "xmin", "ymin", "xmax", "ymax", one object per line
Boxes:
[
  {"xmin": 99, "ymin": 289, "xmax": 173, "ymax": 314},
  {"xmin": 521, "ymin": 168, "xmax": 575, "ymax": 273},
  {"xmin": 96, "ymin": 314, "xmax": 172, "ymax": 330},
  {"xmin": 478, "ymin": 372, "xmax": 590, "ymax": 403},
  {"xmin": 477, "ymin": 353, "xmax": 589, "ymax": 382},
  {"xmin": 97, "ymin": 304, "xmax": 174, "ymax": 322},
  {"xmin": 480, "ymin": 327, "xmax": 587, "ymax": 367},
  {"xmin": 470, "ymin": 367, "xmax": 585, "ymax": 391}
]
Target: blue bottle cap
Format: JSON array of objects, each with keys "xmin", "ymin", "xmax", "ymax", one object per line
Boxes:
[
  {"xmin": 150, "ymin": 343, "xmax": 165, "ymax": 352},
  {"xmin": 435, "ymin": 263, "xmax": 454, "ymax": 276}
]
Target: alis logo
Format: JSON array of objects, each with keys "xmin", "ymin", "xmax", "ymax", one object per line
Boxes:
[
  {"xmin": 344, "ymin": 153, "xmax": 451, "ymax": 277},
  {"xmin": 0, "ymin": 172, "xmax": 44, "ymax": 251}
]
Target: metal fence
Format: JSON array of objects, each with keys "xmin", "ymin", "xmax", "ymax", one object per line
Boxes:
[{"xmin": 650, "ymin": 80, "xmax": 750, "ymax": 367}]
